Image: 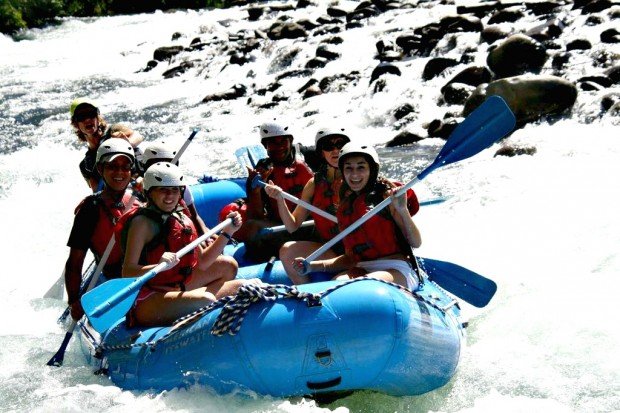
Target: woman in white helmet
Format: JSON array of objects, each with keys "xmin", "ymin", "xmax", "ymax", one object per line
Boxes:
[
  {"xmin": 293, "ymin": 143, "xmax": 423, "ymax": 290},
  {"xmin": 64, "ymin": 138, "xmax": 142, "ymax": 321},
  {"xmin": 137, "ymin": 140, "xmax": 208, "ymax": 236},
  {"xmin": 264, "ymin": 125, "xmax": 350, "ymax": 284},
  {"xmin": 69, "ymin": 97, "xmax": 143, "ymax": 192},
  {"xmin": 121, "ymin": 162, "xmax": 245, "ymax": 327}
]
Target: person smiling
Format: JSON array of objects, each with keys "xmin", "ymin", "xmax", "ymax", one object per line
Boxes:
[
  {"xmin": 239, "ymin": 120, "xmax": 314, "ymax": 262},
  {"xmin": 120, "ymin": 162, "xmax": 251, "ymax": 327},
  {"xmin": 70, "ymin": 97, "xmax": 143, "ymax": 192},
  {"xmin": 64, "ymin": 138, "xmax": 142, "ymax": 321},
  {"xmin": 264, "ymin": 126, "xmax": 350, "ymax": 284},
  {"xmin": 294, "ymin": 143, "xmax": 422, "ymax": 289}
]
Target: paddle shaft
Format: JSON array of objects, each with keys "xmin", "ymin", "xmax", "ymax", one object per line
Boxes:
[
  {"xmin": 305, "ymin": 177, "xmax": 421, "ymax": 263},
  {"xmin": 88, "ymin": 218, "xmax": 232, "ymax": 318},
  {"xmin": 252, "ymin": 177, "xmax": 338, "ymax": 223},
  {"xmin": 304, "ymin": 96, "xmax": 516, "ymax": 267},
  {"xmin": 172, "ymin": 128, "xmax": 199, "ymax": 164},
  {"xmin": 260, "ymin": 220, "xmax": 315, "ymax": 235},
  {"xmin": 256, "ymin": 196, "xmax": 444, "ymax": 237}
]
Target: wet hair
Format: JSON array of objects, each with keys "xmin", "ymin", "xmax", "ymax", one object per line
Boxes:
[{"xmin": 71, "ymin": 115, "xmax": 108, "ymax": 142}]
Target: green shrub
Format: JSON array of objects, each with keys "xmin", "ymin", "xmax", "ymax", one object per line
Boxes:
[
  {"xmin": 20, "ymin": 0, "xmax": 64, "ymax": 27},
  {"xmin": 0, "ymin": 0, "xmax": 27, "ymax": 33},
  {"xmin": 0, "ymin": 0, "xmax": 232, "ymax": 34}
]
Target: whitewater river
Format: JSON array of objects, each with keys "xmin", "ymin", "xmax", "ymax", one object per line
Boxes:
[{"xmin": 0, "ymin": 1, "xmax": 618, "ymax": 412}]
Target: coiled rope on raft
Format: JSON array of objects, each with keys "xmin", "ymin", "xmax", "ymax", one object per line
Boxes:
[{"xmin": 92, "ymin": 277, "xmax": 452, "ymax": 354}]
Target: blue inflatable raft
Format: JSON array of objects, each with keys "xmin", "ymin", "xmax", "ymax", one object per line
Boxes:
[{"xmin": 78, "ymin": 178, "xmax": 466, "ymax": 397}]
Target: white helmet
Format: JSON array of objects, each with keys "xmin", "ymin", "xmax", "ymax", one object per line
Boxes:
[
  {"xmin": 338, "ymin": 142, "xmax": 380, "ymax": 169},
  {"xmin": 259, "ymin": 121, "xmax": 293, "ymax": 141},
  {"xmin": 141, "ymin": 140, "xmax": 177, "ymax": 168},
  {"xmin": 314, "ymin": 126, "xmax": 350, "ymax": 147},
  {"xmin": 96, "ymin": 138, "xmax": 135, "ymax": 164},
  {"xmin": 143, "ymin": 162, "xmax": 185, "ymax": 191}
]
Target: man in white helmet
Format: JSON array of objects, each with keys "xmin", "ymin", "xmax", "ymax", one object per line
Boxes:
[
  {"xmin": 239, "ymin": 120, "xmax": 314, "ymax": 262},
  {"xmin": 64, "ymin": 138, "xmax": 143, "ymax": 321}
]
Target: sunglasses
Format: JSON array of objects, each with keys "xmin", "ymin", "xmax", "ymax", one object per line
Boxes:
[
  {"xmin": 73, "ymin": 110, "xmax": 98, "ymax": 122},
  {"xmin": 321, "ymin": 139, "xmax": 348, "ymax": 151}
]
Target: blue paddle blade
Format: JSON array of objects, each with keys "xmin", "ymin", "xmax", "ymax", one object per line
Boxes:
[
  {"xmin": 81, "ymin": 278, "xmax": 137, "ymax": 333},
  {"xmin": 418, "ymin": 96, "xmax": 516, "ymax": 181},
  {"xmin": 418, "ymin": 257, "xmax": 497, "ymax": 308},
  {"xmin": 234, "ymin": 144, "xmax": 267, "ymax": 170}
]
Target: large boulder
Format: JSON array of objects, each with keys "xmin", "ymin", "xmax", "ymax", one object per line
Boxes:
[
  {"xmin": 267, "ymin": 21, "xmax": 308, "ymax": 40},
  {"xmin": 153, "ymin": 45, "xmax": 184, "ymax": 62},
  {"xmin": 464, "ymin": 75, "xmax": 578, "ymax": 125},
  {"xmin": 201, "ymin": 84, "xmax": 247, "ymax": 103},
  {"xmin": 487, "ymin": 34, "xmax": 547, "ymax": 78}
]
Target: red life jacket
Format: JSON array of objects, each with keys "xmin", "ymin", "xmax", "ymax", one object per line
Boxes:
[
  {"xmin": 311, "ymin": 170, "xmax": 342, "ymax": 241},
  {"xmin": 76, "ymin": 191, "xmax": 139, "ymax": 278},
  {"xmin": 118, "ymin": 204, "xmax": 198, "ymax": 289},
  {"xmin": 265, "ymin": 159, "xmax": 313, "ymax": 222},
  {"xmin": 337, "ymin": 180, "xmax": 419, "ymax": 262}
]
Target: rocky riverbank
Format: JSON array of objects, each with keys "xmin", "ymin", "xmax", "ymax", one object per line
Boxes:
[{"xmin": 140, "ymin": 0, "xmax": 619, "ymax": 154}]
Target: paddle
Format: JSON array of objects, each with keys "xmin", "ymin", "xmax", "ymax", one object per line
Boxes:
[
  {"xmin": 81, "ymin": 218, "xmax": 233, "ymax": 333},
  {"xmin": 47, "ymin": 193, "xmax": 139, "ymax": 367},
  {"xmin": 301, "ymin": 95, "xmax": 515, "ymax": 270},
  {"xmin": 418, "ymin": 257, "xmax": 497, "ymax": 308},
  {"xmin": 47, "ymin": 230, "xmax": 122, "ymax": 366},
  {"xmin": 45, "ymin": 258, "xmax": 96, "ymax": 302},
  {"xmin": 234, "ymin": 144, "xmax": 267, "ymax": 170},
  {"xmin": 47, "ymin": 130, "xmax": 199, "ymax": 366},
  {"xmin": 175, "ymin": 128, "xmax": 200, "ymax": 161},
  {"xmin": 43, "ymin": 130, "xmax": 200, "ymax": 301},
  {"xmin": 43, "ymin": 271, "xmax": 66, "ymax": 300},
  {"xmin": 251, "ymin": 176, "xmax": 338, "ymax": 223}
]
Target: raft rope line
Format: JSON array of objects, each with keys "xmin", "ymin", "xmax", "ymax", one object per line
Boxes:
[{"xmin": 93, "ymin": 277, "xmax": 453, "ymax": 354}]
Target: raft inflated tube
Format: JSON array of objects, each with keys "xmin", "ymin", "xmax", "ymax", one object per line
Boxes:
[{"xmin": 190, "ymin": 179, "xmax": 246, "ymax": 228}]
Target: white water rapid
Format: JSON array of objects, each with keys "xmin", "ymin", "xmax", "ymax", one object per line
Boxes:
[{"xmin": 0, "ymin": 1, "xmax": 618, "ymax": 412}]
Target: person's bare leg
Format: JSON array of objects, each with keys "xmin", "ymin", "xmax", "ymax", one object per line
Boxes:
[
  {"xmin": 190, "ymin": 255, "xmax": 238, "ymax": 295},
  {"xmin": 133, "ymin": 288, "xmax": 216, "ymax": 327},
  {"xmin": 332, "ymin": 269, "xmax": 407, "ymax": 288},
  {"xmin": 279, "ymin": 241, "xmax": 337, "ymax": 284}
]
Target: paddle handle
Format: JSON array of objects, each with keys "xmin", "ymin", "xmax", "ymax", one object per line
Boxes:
[
  {"xmin": 252, "ymin": 176, "xmax": 338, "ymax": 223},
  {"xmin": 172, "ymin": 128, "xmax": 199, "ymax": 164},
  {"xmin": 89, "ymin": 218, "xmax": 233, "ymax": 317}
]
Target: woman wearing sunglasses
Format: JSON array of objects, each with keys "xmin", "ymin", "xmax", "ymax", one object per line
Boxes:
[
  {"xmin": 70, "ymin": 97, "xmax": 143, "ymax": 192},
  {"xmin": 264, "ymin": 126, "xmax": 350, "ymax": 284}
]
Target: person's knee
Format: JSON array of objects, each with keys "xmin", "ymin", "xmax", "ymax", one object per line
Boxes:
[
  {"xmin": 214, "ymin": 255, "xmax": 238, "ymax": 279},
  {"xmin": 279, "ymin": 241, "xmax": 297, "ymax": 258}
]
